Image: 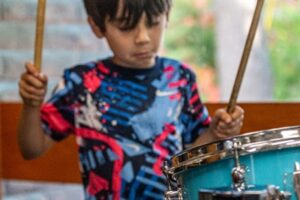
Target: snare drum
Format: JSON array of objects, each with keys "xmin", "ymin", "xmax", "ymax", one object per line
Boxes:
[{"xmin": 163, "ymin": 126, "xmax": 300, "ymax": 200}]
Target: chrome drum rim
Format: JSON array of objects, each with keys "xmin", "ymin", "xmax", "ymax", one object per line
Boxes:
[{"xmin": 170, "ymin": 126, "xmax": 300, "ymax": 175}]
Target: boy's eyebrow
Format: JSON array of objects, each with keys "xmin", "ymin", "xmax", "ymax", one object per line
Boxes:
[
  {"xmin": 114, "ymin": 16, "xmax": 130, "ymax": 22},
  {"xmin": 116, "ymin": 17, "xmax": 128, "ymax": 21}
]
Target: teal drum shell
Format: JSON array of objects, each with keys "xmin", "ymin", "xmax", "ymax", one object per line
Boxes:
[{"xmin": 169, "ymin": 126, "xmax": 300, "ymax": 200}]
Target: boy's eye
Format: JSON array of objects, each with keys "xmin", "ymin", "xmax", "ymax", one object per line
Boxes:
[
  {"xmin": 147, "ymin": 16, "xmax": 162, "ymax": 27},
  {"xmin": 150, "ymin": 20, "xmax": 161, "ymax": 26},
  {"xmin": 118, "ymin": 25, "xmax": 133, "ymax": 32},
  {"xmin": 111, "ymin": 19, "xmax": 132, "ymax": 31}
]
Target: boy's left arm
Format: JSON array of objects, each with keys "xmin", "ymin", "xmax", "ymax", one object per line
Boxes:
[{"xmin": 193, "ymin": 105, "xmax": 244, "ymax": 146}]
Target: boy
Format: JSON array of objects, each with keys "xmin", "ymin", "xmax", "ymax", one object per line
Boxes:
[{"xmin": 18, "ymin": 0, "xmax": 244, "ymax": 199}]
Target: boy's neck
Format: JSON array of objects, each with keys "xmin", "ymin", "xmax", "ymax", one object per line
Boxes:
[{"xmin": 110, "ymin": 56, "xmax": 158, "ymax": 70}]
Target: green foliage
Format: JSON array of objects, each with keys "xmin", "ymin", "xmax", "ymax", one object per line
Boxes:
[
  {"xmin": 268, "ymin": 2, "xmax": 300, "ymax": 100},
  {"xmin": 163, "ymin": 0, "xmax": 300, "ymax": 101},
  {"xmin": 164, "ymin": 0, "xmax": 215, "ymax": 68}
]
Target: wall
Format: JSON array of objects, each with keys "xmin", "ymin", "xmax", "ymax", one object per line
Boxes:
[
  {"xmin": 0, "ymin": 0, "xmax": 111, "ymax": 199},
  {"xmin": 0, "ymin": 0, "xmax": 111, "ymax": 101}
]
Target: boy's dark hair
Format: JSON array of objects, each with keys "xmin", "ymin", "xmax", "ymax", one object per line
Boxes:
[{"xmin": 83, "ymin": 0, "xmax": 172, "ymax": 32}]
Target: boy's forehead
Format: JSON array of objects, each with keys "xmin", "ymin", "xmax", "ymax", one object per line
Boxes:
[
  {"xmin": 114, "ymin": 0, "xmax": 142, "ymax": 20},
  {"xmin": 107, "ymin": 0, "xmax": 170, "ymax": 23}
]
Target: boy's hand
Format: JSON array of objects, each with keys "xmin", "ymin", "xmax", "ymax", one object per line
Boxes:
[
  {"xmin": 19, "ymin": 62, "xmax": 48, "ymax": 107},
  {"xmin": 209, "ymin": 105, "xmax": 244, "ymax": 140}
]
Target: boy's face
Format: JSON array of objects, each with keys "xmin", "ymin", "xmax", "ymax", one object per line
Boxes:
[{"xmin": 90, "ymin": 3, "xmax": 169, "ymax": 69}]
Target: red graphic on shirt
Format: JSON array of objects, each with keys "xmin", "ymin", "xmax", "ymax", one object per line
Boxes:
[
  {"xmin": 78, "ymin": 128, "xmax": 124, "ymax": 200},
  {"xmin": 170, "ymin": 92, "xmax": 182, "ymax": 100},
  {"xmin": 153, "ymin": 123, "xmax": 176, "ymax": 175},
  {"xmin": 168, "ymin": 79, "xmax": 187, "ymax": 88},
  {"xmin": 97, "ymin": 62, "xmax": 110, "ymax": 75},
  {"xmin": 84, "ymin": 69, "xmax": 102, "ymax": 93},
  {"xmin": 41, "ymin": 103, "xmax": 73, "ymax": 134},
  {"xmin": 87, "ymin": 171, "xmax": 109, "ymax": 196},
  {"xmin": 189, "ymin": 83, "xmax": 200, "ymax": 105},
  {"xmin": 164, "ymin": 65, "xmax": 175, "ymax": 79}
]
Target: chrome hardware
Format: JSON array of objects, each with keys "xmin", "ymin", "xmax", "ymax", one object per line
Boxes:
[
  {"xmin": 224, "ymin": 140, "xmax": 234, "ymax": 150},
  {"xmin": 231, "ymin": 138, "xmax": 246, "ymax": 191},
  {"xmin": 294, "ymin": 162, "xmax": 300, "ymax": 200},
  {"xmin": 165, "ymin": 126, "xmax": 300, "ymax": 199},
  {"xmin": 169, "ymin": 126, "xmax": 300, "ymax": 175},
  {"xmin": 267, "ymin": 185, "xmax": 291, "ymax": 200},
  {"xmin": 231, "ymin": 166, "xmax": 246, "ymax": 191},
  {"xmin": 164, "ymin": 189, "xmax": 183, "ymax": 200},
  {"xmin": 199, "ymin": 185, "xmax": 291, "ymax": 200},
  {"xmin": 163, "ymin": 161, "xmax": 183, "ymax": 200}
]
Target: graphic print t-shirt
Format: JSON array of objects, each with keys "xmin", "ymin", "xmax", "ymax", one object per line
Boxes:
[{"xmin": 41, "ymin": 57, "xmax": 211, "ymax": 200}]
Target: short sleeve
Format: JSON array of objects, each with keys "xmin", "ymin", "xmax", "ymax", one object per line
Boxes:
[
  {"xmin": 41, "ymin": 69, "xmax": 78, "ymax": 141},
  {"xmin": 180, "ymin": 69, "xmax": 211, "ymax": 145}
]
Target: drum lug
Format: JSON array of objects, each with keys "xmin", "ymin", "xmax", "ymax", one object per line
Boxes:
[
  {"xmin": 164, "ymin": 189, "xmax": 183, "ymax": 200},
  {"xmin": 231, "ymin": 138, "xmax": 246, "ymax": 191},
  {"xmin": 199, "ymin": 185, "xmax": 291, "ymax": 200},
  {"xmin": 163, "ymin": 161, "xmax": 183, "ymax": 200},
  {"xmin": 267, "ymin": 185, "xmax": 291, "ymax": 200},
  {"xmin": 294, "ymin": 162, "xmax": 300, "ymax": 200},
  {"xmin": 232, "ymin": 165, "xmax": 246, "ymax": 191}
]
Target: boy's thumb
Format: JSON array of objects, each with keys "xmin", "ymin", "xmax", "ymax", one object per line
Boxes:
[{"xmin": 25, "ymin": 62, "xmax": 36, "ymax": 73}]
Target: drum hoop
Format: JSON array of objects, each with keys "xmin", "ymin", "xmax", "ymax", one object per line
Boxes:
[{"xmin": 170, "ymin": 125, "xmax": 300, "ymax": 175}]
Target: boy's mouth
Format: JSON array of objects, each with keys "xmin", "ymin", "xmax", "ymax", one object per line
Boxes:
[{"xmin": 133, "ymin": 52, "xmax": 153, "ymax": 59}]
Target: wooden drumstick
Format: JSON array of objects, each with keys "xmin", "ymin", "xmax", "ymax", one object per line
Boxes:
[
  {"xmin": 227, "ymin": 0, "xmax": 265, "ymax": 113},
  {"xmin": 34, "ymin": 0, "xmax": 47, "ymax": 72}
]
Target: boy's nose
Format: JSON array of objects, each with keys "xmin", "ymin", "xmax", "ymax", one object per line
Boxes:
[{"xmin": 135, "ymin": 25, "xmax": 150, "ymax": 45}]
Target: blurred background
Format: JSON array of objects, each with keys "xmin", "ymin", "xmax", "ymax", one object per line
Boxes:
[
  {"xmin": 164, "ymin": 0, "xmax": 300, "ymax": 102},
  {"xmin": 1, "ymin": 0, "xmax": 300, "ymax": 199}
]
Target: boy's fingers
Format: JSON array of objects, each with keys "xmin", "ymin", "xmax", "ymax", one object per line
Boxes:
[
  {"xmin": 231, "ymin": 106, "xmax": 245, "ymax": 119},
  {"xmin": 21, "ymin": 73, "xmax": 46, "ymax": 89},
  {"xmin": 215, "ymin": 122, "xmax": 243, "ymax": 137},
  {"xmin": 25, "ymin": 62, "xmax": 47, "ymax": 82},
  {"xmin": 25, "ymin": 62, "xmax": 38, "ymax": 74},
  {"xmin": 218, "ymin": 117, "xmax": 243, "ymax": 129},
  {"xmin": 39, "ymin": 73, "xmax": 48, "ymax": 83},
  {"xmin": 19, "ymin": 88, "xmax": 44, "ymax": 101},
  {"xmin": 19, "ymin": 63, "xmax": 47, "ymax": 107},
  {"xmin": 215, "ymin": 109, "xmax": 231, "ymax": 123},
  {"xmin": 21, "ymin": 84, "xmax": 46, "ymax": 97},
  {"xmin": 215, "ymin": 106, "xmax": 244, "ymax": 125},
  {"xmin": 19, "ymin": 79, "xmax": 47, "ymax": 99}
]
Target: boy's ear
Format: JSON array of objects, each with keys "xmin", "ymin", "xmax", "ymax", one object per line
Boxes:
[{"xmin": 87, "ymin": 16, "xmax": 104, "ymax": 38}]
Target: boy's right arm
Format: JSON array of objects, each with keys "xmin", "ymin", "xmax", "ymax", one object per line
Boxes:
[{"xmin": 18, "ymin": 63, "xmax": 54, "ymax": 160}]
